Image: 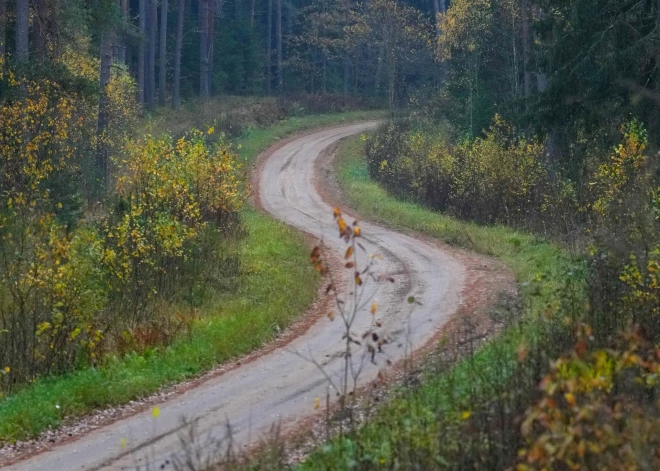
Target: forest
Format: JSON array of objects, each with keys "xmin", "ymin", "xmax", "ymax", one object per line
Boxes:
[{"xmin": 0, "ymin": 0, "xmax": 659, "ymax": 468}]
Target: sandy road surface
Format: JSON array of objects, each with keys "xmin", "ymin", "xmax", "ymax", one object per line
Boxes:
[{"xmin": 7, "ymin": 123, "xmax": 465, "ymax": 471}]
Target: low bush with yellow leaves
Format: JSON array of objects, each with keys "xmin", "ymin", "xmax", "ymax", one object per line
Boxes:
[
  {"xmin": 366, "ymin": 116, "xmax": 577, "ymax": 233},
  {"xmin": 0, "ymin": 63, "xmax": 245, "ymax": 394}
]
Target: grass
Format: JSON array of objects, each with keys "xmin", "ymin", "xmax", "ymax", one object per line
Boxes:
[
  {"xmin": 297, "ymin": 135, "xmax": 582, "ymax": 469},
  {"xmin": 0, "ymin": 109, "xmax": 383, "ymax": 443}
]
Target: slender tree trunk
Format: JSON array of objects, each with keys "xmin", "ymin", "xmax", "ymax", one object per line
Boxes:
[
  {"xmin": 15, "ymin": 0, "xmax": 29, "ymax": 62},
  {"xmin": 159, "ymin": 0, "xmax": 168, "ymax": 105},
  {"xmin": 138, "ymin": 0, "xmax": 147, "ymax": 104},
  {"xmin": 432, "ymin": 0, "xmax": 440, "ymax": 38},
  {"xmin": 343, "ymin": 54, "xmax": 350, "ymax": 95},
  {"xmin": 275, "ymin": 0, "xmax": 282, "ymax": 93},
  {"xmin": 322, "ymin": 53, "xmax": 327, "ymax": 92},
  {"xmin": 119, "ymin": 0, "xmax": 129, "ymax": 63},
  {"xmin": 285, "ymin": 0, "xmax": 292, "ymax": 36},
  {"xmin": 0, "ymin": 0, "xmax": 7, "ymax": 60},
  {"xmin": 249, "ymin": 0, "xmax": 255, "ymax": 27},
  {"xmin": 97, "ymin": 32, "xmax": 114, "ymax": 183},
  {"xmin": 374, "ymin": 44, "xmax": 384, "ymax": 97},
  {"xmin": 656, "ymin": 0, "xmax": 660, "ymax": 80},
  {"xmin": 521, "ymin": 0, "xmax": 531, "ymax": 99},
  {"xmin": 173, "ymin": 0, "xmax": 185, "ymax": 108},
  {"xmin": 207, "ymin": 0, "xmax": 215, "ymax": 94},
  {"xmin": 199, "ymin": 0, "xmax": 210, "ymax": 97},
  {"xmin": 33, "ymin": 0, "xmax": 46, "ymax": 59},
  {"xmin": 266, "ymin": 0, "xmax": 272, "ymax": 93},
  {"xmin": 148, "ymin": 0, "xmax": 158, "ymax": 109}
]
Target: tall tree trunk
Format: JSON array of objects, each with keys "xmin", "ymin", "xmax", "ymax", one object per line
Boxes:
[
  {"xmin": 33, "ymin": 0, "xmax": 46, "ymax": 59},
  {"xmin": 207, "ymin": 0, "xmax": 215, "ymax": 94},
  {"xmin": 0, "ymin": 0, "xmax": 6, "ymax": 60},
  {"xmin": 119, "ymin": 0, "xmax": 129, "ymax": 63},
  {"xmin": 172, "ymin": 0, "xmax": 185, "ymax": 108},
  {"xmin": 343, "ymin": 53, "xmax": 350, "ymax": 95},
  {"xmin": 159, "ymin": 0, "xmax": 168, "ymax": 105},
  {"xmin": 199, "ymin": 0, "xmax": 210, "ymax": 97},
  {"xmin": 656, "ymin": 0, "xmax": 660, "ymax": 82},
  {"xmin": 275, "ymin": 0, "xmax": 282, "ymax": 93},
  {"xmin": 15, "ymin": 0, "xmax": 29, "ymax": 62},
  {"xmin": 285, "ymin": 0, "xmax": 292, "ymax": 36},
  {"xmin": 432, "ymin": 0, "xmax": 440, "ymax": 39},
  {"xmin": 521, "ymin": 0, "xmax": 531, "ymax": 99},
  {"xmin": 138, "ymin": 0, "xmax": 146, "ymax": 104},
  {"xmin": 266, "ymin": 0, "xmax": 272, "ymax": 93},
  {"xmin": 97, "ymin": 32, "xmax": 114, "ymax": 183},
  {"xmin": 374, "ymin": 44, "xmax": 384, "ymax": 97},
  {"xmin": 249, "ymin": 0, "xmax": 255, "ymax": 27},
  {"xmin": 147, "ymin": 0, "xmax": 158, "ymax": 109}
]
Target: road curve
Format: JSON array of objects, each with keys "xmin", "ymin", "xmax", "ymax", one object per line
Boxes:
[{"xmin": 7, "ymin": 123, "xmax": 465, "ymax": 471}]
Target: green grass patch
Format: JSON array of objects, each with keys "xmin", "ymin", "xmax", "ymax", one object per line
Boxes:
[
  {"xmin": 297, "ymin": 135, "xmax": 582, "ymax": 470},
  {"xmin": 0, "ymin": 110, "xmax": 382, "ymax": 443}
]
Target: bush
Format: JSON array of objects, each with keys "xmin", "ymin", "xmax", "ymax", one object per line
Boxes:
[
  {"xmin": 366, "ymin": 116, "xmax": 577, "ymax": 233},
  {"xmin": 0, "ymin": 70, "xmax": 245, "ymax": 394}
]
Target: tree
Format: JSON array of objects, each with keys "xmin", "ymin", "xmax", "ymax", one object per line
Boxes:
[
  {"xmin": 138, "ymin": 0, "xmax": 147, "ymax": 104},
  {"xmin": 199, "ymin": 0, "xmax": 210, "ymax": 96},
  {"xmin": 159, "ymin": 0, "xmax": 168, "ymax": 105},
  {"xmin": 97, "ymin": 31, "xmax": 114, "ymax": 182},
  {"xmin": 119, "ymin": 0, "xmax": 129, "ymax": 63},
  {"xmin": 207, "ymin": 0, "xmax": 215, "ymax": 94},
  {"xmin": 15, "ymin": 0, "xmax": 29, "ymax": 62},
  {"xmin": 521, "ymin": 0, "xmax": 531, "ymax": 99},
  {"xmin": 276, "ymin": 0, "xmax": 282, "ymax": 92},
  {"xmin": 0, "ymin": 0, "xmax": 6, "ymax": 60},
  {"xmin": 348, "ymin": 0, "xmax": 432, "ymax": 109},
  {"xmin": 266, "ymin": 0, "xmax": 272, "ymax": 93},
  {"xmin": 173, "ymin": 0, "xmax": 186, "ymax": 108},
  {"xmin": 147, "ymin": 0, "xmax": 158, "ymax": 109}
]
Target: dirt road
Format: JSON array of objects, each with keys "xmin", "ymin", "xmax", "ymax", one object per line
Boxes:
[{"xmin": 7, "ymin": 123, "xmax": 465, "ymax": 471}]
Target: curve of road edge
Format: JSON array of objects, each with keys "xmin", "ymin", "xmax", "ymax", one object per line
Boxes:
[{"xmin": 6, "ymin": 122, "xmax": 465, "ymax": 471}]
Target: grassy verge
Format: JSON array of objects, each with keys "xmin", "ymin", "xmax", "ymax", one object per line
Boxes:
[
  {"xmin": 298, "ymin": 135, "xmax": 582, "ymax": 469},
  {"xmin": 0, "ymin": 110, "xmax": 382, "ymax": 443}
]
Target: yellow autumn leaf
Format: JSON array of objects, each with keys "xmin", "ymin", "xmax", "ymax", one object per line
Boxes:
[
  {"xmin": 313, "ymin": 397, "xmax": 320, "ymax": 410},
  {"xmin": 152, "ymin": 407, "xmax": 160, "ymax": 418},
  {"xmin": 461, "ymin": 410, "xmax": 471, "ymax": 420}
]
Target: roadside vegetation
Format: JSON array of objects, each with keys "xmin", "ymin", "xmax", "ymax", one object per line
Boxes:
[
  {"xmin": 0, "ymin": 63, "xmax": 381, "ymax": 443},
  {"xmin": 281, "ymin": 0, "xmax": 660, "ymax": 465},
  {"xmin": 294, "ymin": 111, "xmax": 660, "ymax": 468}
]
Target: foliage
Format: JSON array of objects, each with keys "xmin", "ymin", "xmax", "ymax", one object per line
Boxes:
[
  {"xmin": 366, "ymin": 117, "xmax": 577, "ymax": 232},
  {"xmin": 0, "ymin": 109, "xmax": 372, "ymax": 441},
  {"xmin": 518, "ymin": 327, "xmax": 660, "ymax": 471},
  {"xmin": 0, "ymin": 61, "xmax": 245, "ymax": 395},
  {"xmin": 296, "ymin": 129, "xmax": 660, "ymax": 471}
]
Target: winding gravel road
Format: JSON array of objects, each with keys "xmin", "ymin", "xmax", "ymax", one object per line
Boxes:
[{"xmin": 7, "ymin": 123, "xmax": 465, "ymax": 471}]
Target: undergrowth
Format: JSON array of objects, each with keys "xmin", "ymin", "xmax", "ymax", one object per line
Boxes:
[{"xmin": 0, "ymin": 110, "xmax": 382, "ymax": 443}]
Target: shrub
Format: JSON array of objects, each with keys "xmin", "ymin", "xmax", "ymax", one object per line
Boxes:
[{"xmin": 365, "ymin": 116, "xmax": 577, "ymax": 233}]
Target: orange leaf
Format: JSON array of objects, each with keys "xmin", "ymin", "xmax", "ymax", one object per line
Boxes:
[{"xmin": 345, "ymin": 246, "xmax": 354, "ymax": 259}]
